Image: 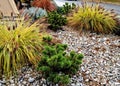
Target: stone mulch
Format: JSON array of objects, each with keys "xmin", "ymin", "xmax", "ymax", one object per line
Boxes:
[{"xmin": 0, "ymin": 27, "xmax": 120, "ymax": 86}]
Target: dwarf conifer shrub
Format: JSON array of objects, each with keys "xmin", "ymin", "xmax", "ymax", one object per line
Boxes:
[
  {"xmin": 37, "ymin": 39, "xmax": 84, "ymax": 85},
  {"xmin": 0, "ymin": 22, "xmax": 43, "ymax": 76},
  {"xmin": 42, "ymin": 36, "xmax": 53, "ymax": 45},
  {"xmin": 47, "ymin": 11, "xmax": 67, "ymax": 31},
  {"xmin": 67, "ymin": 4, "xmax": 118, "ymax": 34},
  {"xmin": 43, "ymin": 36, "xmax": 52, "ymax": 42},
  {"xmin": 57, "ymin": 2, "xmax": 76, "ymax": 15}
]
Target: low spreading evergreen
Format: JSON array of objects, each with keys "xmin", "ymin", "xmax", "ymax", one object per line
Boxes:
[
  {"xmin": 37, "ymin": 36, "xmax": 84, "ymax": 85},
  {"xmin": 57, "ymin": 2, "xmax": 76, "ymax": 15},
  {"xmin": 47, "ymin": 11, "xmax": 67, "ymax": 31}
]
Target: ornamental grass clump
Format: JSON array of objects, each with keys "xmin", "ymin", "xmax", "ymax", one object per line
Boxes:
[
  {"xmin": 37, "ymin": 37, "xmax": 84, "ymax": 85},
  {"xmin": 32, "ymin": 0, "xmax": 56, "ymax": 12},
  {"xmin": 0, "ymin": 22, "xmax": 43, "ymax": 76},
  {"xmin": 67, "ymin": 4, "xmax": 118, "ymax": 34}
]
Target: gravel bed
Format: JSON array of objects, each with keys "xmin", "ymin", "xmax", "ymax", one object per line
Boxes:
[
  {"xmin": 50, "ymin": 28, "xmax": 120, "ymax": 86},
  {"xmin": 0, "ymin": 28, "xmax": 120, "ymax": 86}
]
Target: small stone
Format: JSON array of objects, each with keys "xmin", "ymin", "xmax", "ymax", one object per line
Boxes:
[
  {"xmin": 71, "ymin": 83, "xmax": 76, "ymax": 86},
  {"xmin": 93, "ymin": 78, "xmax": 99, "ymax": 82},
  {"xmin": 117, "ymin": 75, "xmax": 120, "ymax": 80},
  {"xmin": 18, "ymin": 76, "xmax": 23, "ymax": 82},
  {"xmin": 21, "ymin": 67, "xmax": 27, "ymax": 73},
  {"xmin": 42, "ymin": 78, "xmax": 46, "ymax": 83},
  {"xmin": 101, "ymin": 79, "xmax": 106, "ymax": 84},
  {"xmin": 114, "ymin": 82, "xmax": 120, "ymax": 86},
  {"xmin": 80, "ymin": 83, "xmax": 83, "ymax": 86},
  {"xmin": 108, "ymin": 73, "xmax": 113, "ymax": 77},
  {"xmin": 22, "ymin": 81, "xmax": 27, "ymax": 85},
  {"xmin": 73, "ymin": 75, "xmax": 77, "ymax": 78},
  {"xmin": 0, "ymin": 80, "xmax": 6, "ymax": 84},
  {"xmin": 10, "ymin": 84, "xmax": 16, "ymax": 86},
  {"xmin": 76, "ymin": 83, "xmax": 80, "ymax": 86},
  {"xmin": 28, "ymin": 77, "xmax": 35, "ymax": 83},
  {"xmin": 116, "ymin": 63, "xmax": 120, "ymax": 67},
  {"xmin": 42, "ymin": 84, "xmax": 47, "ymax": 86},
  {"xmin": 85, "ymin": 79, "xmax": 89, "ymax": 82},
  {"xmin": 81, "ymin": 67, "xmax": 85, "ymax": 72},
  {"xmin": 76, "ymin": 83, "xmax": 83, "ymax": 86},
  {"xmin": 55, "ymin": 84, "xmax": 59, "ymax": 86},
  {"xmin": 10, "ymin": 80, "xmax": 14, "ymax": 84},
  {"xmin": 77, "ymin": 76, "xmax": 83, "ymax": 82},
  {"xmin": 85, "ymin": 71, "xmax": 90, "ymax": 74},
  {"xmin": 92, "ymin": 37, "xmax": 96, "ymax": 40}
]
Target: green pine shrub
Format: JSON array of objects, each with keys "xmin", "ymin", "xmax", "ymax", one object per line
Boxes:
[
  {"xmin": 42, "ymin": 36, "xmax": 61, "ymax": 45},
  {"xmin": 42, "ymin": 36, "xmax": 53, "ymax": 45},
  {"xmin": 57, "ymin": 2, "xmax": 76, "ymax": 15},
  {"xmin": 47, "ymin": 11, "xmax": 67, "ymax": 31},
  {"xmin": 43, "ymin": 36, "xmax": 52, "ymax": 43},
  {"xmin": 0, "ymin": 22, "xmax": 43, "ymax": 77},
  {"xmin": 67, "ymin": 4, "xmax": 118, "ymax": 34},
  {"xmin": 37, "ymin": 38, "xmax": 84, "ymax": 85}
]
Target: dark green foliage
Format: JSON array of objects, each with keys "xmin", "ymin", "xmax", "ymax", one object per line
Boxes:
[
  {"xmin": 114, "ymin": 27, "xmax": 120, "ymax": 36},
  {"xmin": 57, "ymin": 3, "xmax": 76, "ymax": 15},
  {"xmin": 47, "ymin": 11, "xmax": 67, "ymax": 31},
  {"xmin": 48, "ymin": 73, "xmax": 70, "ymax": 84},
  {"xmin": 113, "ymin": 22, "xmax": 120, "ymax": 36},
  {"xmin": 37, "ymin": 39, "xmax": 84, "ymax": 85},
  {"xmin": 43, "ymin": 36, "xmax": 52, "ymax": 42},
  {"xmin": 71, "ymin": 3, "xmax": 76, "ymax": 9}
]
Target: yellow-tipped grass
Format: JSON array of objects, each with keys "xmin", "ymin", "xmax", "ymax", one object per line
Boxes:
[
  {"xmin": 0, "ymin": 22, "xmax": 43, "ymax": 76},
  {"xmin": 67, "ymin": 4, "xmax": 117, "ymax": 33}
]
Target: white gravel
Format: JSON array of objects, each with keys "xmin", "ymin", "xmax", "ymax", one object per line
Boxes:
[
  {"xmin": 50, "ymin": 27, "xmax": 120, "ymax": 86},
  {"xmin": 0, "ymin": 27, "xmax": 120, "ymax": 86}
]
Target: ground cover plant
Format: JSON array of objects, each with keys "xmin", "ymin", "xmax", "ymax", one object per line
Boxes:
[
  {"xmin": 22, "ymin": 7, "xmax": 47, "ymax": 21},
  {"xmin": 37, "ymin": 36, "xmax": 84, "ymax": 85},
  {"xmin": 0, "ymin": 22, "xmax": 43, "ymax": 77},
  {"xmin": 47, "ymin": 11, "xmax": 67, "ymax": 31},
  {"xmin": 67, "ymin": 4, "xmax": 118, "ymax": 34},
  {"xmin": 32, "ymin": 0, "xmax": 56, "ymax": 12}
]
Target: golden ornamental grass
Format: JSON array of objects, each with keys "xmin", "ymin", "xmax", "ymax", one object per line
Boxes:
[
  {"xmin": 0, "ymin": 21, "xmax": 43, "ymax": 77},
  {"xmin": 67, "ymin": 4, "xmax": 117, "ymax": 34}
]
